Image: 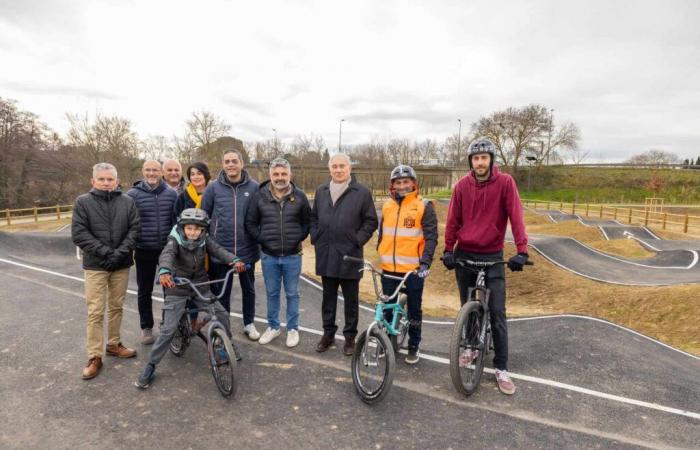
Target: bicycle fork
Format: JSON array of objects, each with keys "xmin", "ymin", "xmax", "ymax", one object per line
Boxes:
[{"xmin": 361, "ymin": 321, "xmax": 380, "ymax": 367}]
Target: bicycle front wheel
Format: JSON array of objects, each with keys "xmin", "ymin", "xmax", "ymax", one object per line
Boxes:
[
  {"xmin": 351, "ymin": 327, "xmax": 396, "ymax": 404},
  {"xmin": 208, "ymin": 327, "xmax": 238, "ymax": 398},
  {"xmin": 449, "ymin": 301, "xmax": 488, "ymax": 396},
  {"xmin": 169, "ymin": 314, "xmax": 191, "ymax": 357}
]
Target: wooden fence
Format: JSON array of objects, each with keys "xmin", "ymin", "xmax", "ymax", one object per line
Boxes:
[
  {"xmin": 2, "ymin": 205, "xmax": 73, "ymax": 226},
  {"xmin": 522, "ymin": 200, "xmax": 700, "ymax": 236}
]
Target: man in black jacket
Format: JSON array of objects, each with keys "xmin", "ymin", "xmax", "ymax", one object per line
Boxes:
[
  {"xmin": 245, "ymin": 159, "xmax": 311, "ymax": 348},
  {"xmin": 310, "ymin": 154, "xmax": 378, "ymax": 355},
  {"xmin": 72, "ymin": 163, "xmax": 140, "ymax": 380},
  {"xmin": 127, "ymin": 160, "xmax": 178, "ymax": 345}
]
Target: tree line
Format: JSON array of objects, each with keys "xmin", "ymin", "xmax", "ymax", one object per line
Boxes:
[{"xmin": 19, "ymin": 96, "xmax": 695, "ymax": 209}]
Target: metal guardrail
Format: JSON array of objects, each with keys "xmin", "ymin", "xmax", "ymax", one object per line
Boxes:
[
  {"xmin": 2, "ymin": 205, "xmax": 73, "ymax": 225},
  {"xmin": 523, "ymin": 200, "xmax": 700, "ymax": 235}
]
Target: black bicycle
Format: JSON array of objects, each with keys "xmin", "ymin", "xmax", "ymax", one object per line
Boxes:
[
  {"xmin": 449, "ymin": 258, "xmax": 532, "ymax": 396},
  {"xmin": 169, "ymin": 268, "xmax": 243, "ymax": 398}
]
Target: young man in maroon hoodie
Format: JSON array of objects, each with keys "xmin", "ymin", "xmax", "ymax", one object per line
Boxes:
[{"xmin": 443, "ymin": 138, "xmax": 529, "ymax": 395}]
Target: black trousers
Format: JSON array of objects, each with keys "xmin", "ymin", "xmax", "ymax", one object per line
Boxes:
[
  {"xmin": 135, "ymin": 248, "xmax": 162, "ymax": 330},
  {"xmin": 381, "ymin": 272, "xmax": 424, "ymax": 350},
  {"xmin": 209, "ymin": 262, "xmax": 256, "ymax": 326},
  {"xmin": 454, "ymin": 249, "xmax": 509, "ymax": 371},
  {"xmin": 321, "ymin": 277, "xmax": 359, "ymax": 339}
]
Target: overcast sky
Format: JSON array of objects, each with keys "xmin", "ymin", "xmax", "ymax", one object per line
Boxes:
[{"xmin": 1, "ymin": 0, "xmax": 699, "ymax": 161}]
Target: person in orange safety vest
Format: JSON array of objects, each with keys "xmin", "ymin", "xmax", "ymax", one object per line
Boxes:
[{"xmin": 377, "ymin": 165, "xmax": 438, "ymax": 364}]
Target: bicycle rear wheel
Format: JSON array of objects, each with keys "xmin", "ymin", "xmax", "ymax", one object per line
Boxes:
[
  {"xmin": 351, "ymin": 327, "xmax": 395, "ymax": 404},
  {"xmin": 208, "ymin": 327, "xmax": 238, "ymax": 398},
  {"xmin": 169, "ymin": 314, "xmax": 191, "ymax": 357},
  {"xmin": 449, "ymin": 301, "xmax": 488, "ymax": 396}
]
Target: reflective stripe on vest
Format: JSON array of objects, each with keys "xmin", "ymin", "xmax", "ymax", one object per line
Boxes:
[
  {"xmin": 379, "ymin": 255, "xmax": 420, "ymax": 265},
  {"xmin": 377, "ymin": 191, "xmax": 426, "ymax": 272},
  {"xmin": 380, "ymin": 227, "xmax": 424, "ymax": 238}
]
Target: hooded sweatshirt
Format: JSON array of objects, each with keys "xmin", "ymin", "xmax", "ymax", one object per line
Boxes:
[{"xmin": 444, "ymin": 165, "xmax": 528, "ymax": 254}]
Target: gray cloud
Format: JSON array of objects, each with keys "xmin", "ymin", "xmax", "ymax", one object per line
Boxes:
[
  {"xmin": 1, "ymin": 81, "xmax": 121, "ymax": 100},
  {"xmin": 221, "ymin": 95, "xmax": 270, "ymax": 116}
]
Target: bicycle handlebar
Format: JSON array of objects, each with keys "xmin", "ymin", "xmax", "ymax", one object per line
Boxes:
[
  {"xmin": 172, "ymin": 265, "xmax": 251, "ymax": 301},
  {"xmin": 342, "ymin": 255, "xmax": 415, "ymax": 301},
  {"xmin": 455, "ymin": 259, "xmax": 534, "ymax": 268}
]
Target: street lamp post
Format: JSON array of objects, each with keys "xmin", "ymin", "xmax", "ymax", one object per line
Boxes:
[
  {"xmin": 546, "ymin": 109, "xmax": 554, "ymax": 165},
  {"xmin": 338, "ymin": 119, "xmax": 345, "ymax": 152},
  {"xmin": 272, "ymin": 128, "xmax": 278, "ymax": 155},
  {"xmin": 457, "ymin": 118, "xmax": 462, "ymax": 163}
]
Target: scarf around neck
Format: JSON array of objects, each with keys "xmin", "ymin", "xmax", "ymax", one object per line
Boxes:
[{"xmin": 186, "ymin": 183, "xmax": 203, "ymax": 208}]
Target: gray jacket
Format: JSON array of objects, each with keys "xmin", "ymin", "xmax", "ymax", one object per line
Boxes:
[{"xmin": 158, "ymin": 228, "xmax": 238, "ymax": 297}]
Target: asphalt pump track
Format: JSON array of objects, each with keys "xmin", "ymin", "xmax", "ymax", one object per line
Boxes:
[{"xmin": 1, "ymin": 231, "xmax": 699, "ymax": 449}]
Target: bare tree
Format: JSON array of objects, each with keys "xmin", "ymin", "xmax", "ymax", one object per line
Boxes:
[
  {"xmin": 627, "ymin": 149, "xmax": 680, "ymax": 167},
  {"xmin": 140, "ymin": 135, "xmax": 173, "ymax": 161},
  {"xmin": 470, "ymin": 104, "xmax": 580, "ymax": 172},
  {"xmin": 182, "ymin": 111, "xmax": 231, "ymax": 165},
  {"xmin": 568, "ymin": 147, "xmax": 591, "ymax": 165},
  {"xmin": 66, "ymin": 112, "xmax": 140, "ymax": 183}
]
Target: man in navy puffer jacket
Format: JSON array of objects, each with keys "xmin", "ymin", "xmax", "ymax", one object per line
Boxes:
[
  {"xmin": 201, "ymin": 150, "xmax": 261, "ymax": 340},
  {"xmin": 127, "ymin": 160, "xmax": 178, "ymax": 344}
]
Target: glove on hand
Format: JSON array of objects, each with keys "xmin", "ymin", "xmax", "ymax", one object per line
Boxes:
[
  {"xmin": 507, "ymin": 253, "xmax": 529, "ymax": 272},
  {"xmin": 417, "ymin": 264, "xmax": 430, "ymax": 278},
  {"xmin": 441, "ymin": 252, "xmax": 456, "ymax": 271}
]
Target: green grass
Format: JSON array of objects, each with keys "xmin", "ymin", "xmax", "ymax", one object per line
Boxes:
[{"xmin": 437, "ymin": 167, "xmax": 700, "ymax": 204}]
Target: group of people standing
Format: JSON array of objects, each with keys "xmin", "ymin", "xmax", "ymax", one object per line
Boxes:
[{"xmin": 72, "ymin": 137, "xmax": 528, "ymax": 395}]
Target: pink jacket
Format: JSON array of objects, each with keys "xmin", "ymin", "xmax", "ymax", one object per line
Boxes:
[{"xmin": 445, "ymin": 166, "xmax": 528, "ymax": 254}]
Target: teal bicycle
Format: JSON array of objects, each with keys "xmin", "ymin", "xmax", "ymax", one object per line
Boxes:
[{"xmin": 343, "ymin": 256, "xmax": 414, "ymax": 404}]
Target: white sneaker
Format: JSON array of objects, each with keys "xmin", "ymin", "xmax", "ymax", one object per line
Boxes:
[
  {"xmin": 258, "ymin": 327, "xmax": 281, "ymax": 345},
  {"xmin": 286, "ymin": 329, "xmax": 300, "ymax": 348},
  {"xmin": 243, "ymin": 323, "xmax": 260, "ymax": 341}
]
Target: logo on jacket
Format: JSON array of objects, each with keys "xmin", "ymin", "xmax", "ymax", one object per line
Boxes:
[
  {"xmin": 403, "ymin": 216, "xmax": 416, "ymax": 228},
  {"xmin": 244, "ymin": 192, "xmax": 250, "ymax": 197}
]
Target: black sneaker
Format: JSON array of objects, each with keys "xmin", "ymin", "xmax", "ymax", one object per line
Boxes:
[
  {"xmin": 135, "ymin": 364, "xmax": 156, "ymax": 389},
  {"xmin": 405, "ymin": 347, "xmax": 419, "ymax": 365}
]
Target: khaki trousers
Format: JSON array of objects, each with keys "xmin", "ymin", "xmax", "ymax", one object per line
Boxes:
[{"xmin": 84, "ymin": 268, "xmax": 130, "ymax": 358}]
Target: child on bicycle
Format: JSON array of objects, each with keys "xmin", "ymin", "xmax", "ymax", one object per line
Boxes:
[
  {"xmin": 135, "ymin": 208, "xmax": 246, "ymax": 389},
  {"xmin": 376, "ymin": 165, "xmax": 438, "ymax": 364}
]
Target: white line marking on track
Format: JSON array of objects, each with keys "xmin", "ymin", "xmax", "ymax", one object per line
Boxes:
[{"xmin": 3, "ymin": 257, "xmax": 700, "ymax": 422}]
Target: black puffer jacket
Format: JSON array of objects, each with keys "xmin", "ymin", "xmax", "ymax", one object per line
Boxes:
[
  {"xmin": 158, "ymin": 228, "xmax": 238, "ymax": 297},
  {"xmin": 245, "ymin": 181, "xmax": 311, "ymax": 256},
  {"xmin": 310, "ymin": 177, "xmax": 378, "ymax": 279},
  {"xmin": 127, "ymin": 180, "xmax": 178, "ymax": 250},
  {"xmin": 71, "ymin": 188, "xmax": 140, "ymax": 271}
]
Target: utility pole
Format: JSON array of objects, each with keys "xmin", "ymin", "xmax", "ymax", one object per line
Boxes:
[
  {"xmin": 272, "ymin": 128, "xmax": 278, "ymax": 155},
  {"xmin": 457, "ymin": 118, "xmax": 462, "ymax": 165}
]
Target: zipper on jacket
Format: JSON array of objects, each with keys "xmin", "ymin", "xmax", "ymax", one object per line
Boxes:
[
  {"xmin": 233, "ymin": 185, "xmax": 238, "ymax": 256},
  {"xmin": 155, "ymin": 192, "xmax": 161, "ymax": 247},
  {"xmin": 392, "ymin": 200, "xmax": 401, "ymax": 272},
  {"xmin": 279, "ymin": 199, "xmax": 285, "ymax": 256}
]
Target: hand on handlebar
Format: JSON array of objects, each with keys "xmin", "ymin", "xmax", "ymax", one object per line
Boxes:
[
  {"xmin": 229, "ymin": 261, "xmax": 246, "ymax": 273},
  {"xmin": 417, "ymin": 263, "xmax": 430, "ymax": 278},
  {"xmin": 507, "ymin": 253, "xmax": 529, "ymax": 272},
  {"xmin": 159, "ymin": 273, "xmax": 175, "ymax": 288},
  {"xmin": 441, "ymin": 251, "xmax": 456, "ymax": 271}
]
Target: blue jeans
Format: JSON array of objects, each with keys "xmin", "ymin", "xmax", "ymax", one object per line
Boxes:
[{"xmin": 260, "ymin": 252, "xmax": 302, "ymax": 330}]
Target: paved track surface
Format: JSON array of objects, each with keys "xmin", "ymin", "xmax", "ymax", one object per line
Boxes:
[
  {"xmin": 526, "ymin": 210, "xmax": 700, "ymax": 285},
  {"xmin": 1, "ymin": 232, "xmax": 699, "ymax": 449}
]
